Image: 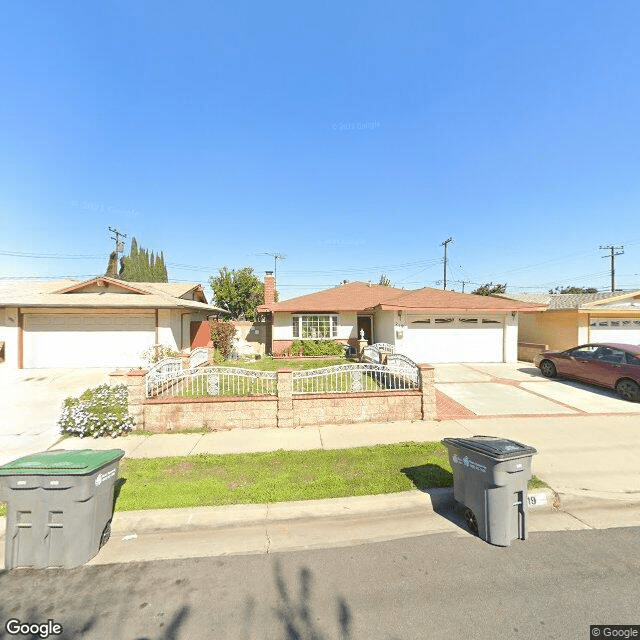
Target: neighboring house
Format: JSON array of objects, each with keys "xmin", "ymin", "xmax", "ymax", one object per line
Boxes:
[
  {"xmin": 0, "ymin": 276, "xmax": 227, "ymax": 369},
  {"xmin": 500, "ymin": 291, "xmax": 640, "ymax": 353},
  {"xmin": 257, "ymin": 273, "xmax": 543, "ymax": 363}
]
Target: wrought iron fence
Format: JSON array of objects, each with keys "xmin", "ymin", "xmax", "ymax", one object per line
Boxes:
[
  {"xmin": 362, "ymin": 342, "xmax": 396, "ymax": 362},
  {"xmin": 146, "ymin": 366, "xmax": 278, "ymax": 398},
  {"xmin": 292, "ymin": 362, "xmax": 419, "ymax": 394},
  {"xmin": 189, "ymin": 347, "xmax": 209, "ymax": 369}
]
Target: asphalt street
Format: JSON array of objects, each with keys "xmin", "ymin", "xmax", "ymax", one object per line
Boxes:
[{"xmin": 1, "ymin": 527, "xmax": 638, "ymax": 640}]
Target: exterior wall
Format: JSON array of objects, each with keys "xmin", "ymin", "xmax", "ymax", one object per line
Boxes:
[
  {"xmin": 374, "ymin": 310, "xmax": 396, "ymax": 345},
  {"xmin": 271, "ymin": 311, "xmax": 356, "ymax": 355},
  {"xmin": 578, "ymin": 314, "xmax": 590, "ymax": 344},
  {"xmin": 157, "ymin": 309, "xmax": 181, "ymax": 350},
  {"xmin": 0, "ymin": 307, "xmax": 19, "ymax": 368},
  {"xmin": 518, "ymin": 311, "xmax": 579, "ymax": 352},
  {"xmin": 232, "ymin": 320, "xmax": 267, "ymax": 356},
  {"xmin": 504, "ymin": 312, "xmax": 518, "ymax": 362}
]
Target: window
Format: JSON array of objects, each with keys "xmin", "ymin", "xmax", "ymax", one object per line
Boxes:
[
  {"xmin": 595, "ymin": 347, "xmax": 625, "ymax": 364},
  {"xmin": 569, "ymin": 345, "xmax": 599, "ymax": 359},
  {"xmin": 625, "ymin": 352, "xmax": 640, "ymax": 367},
  {"xmin": 411, "ymin": 318, "xmax": 431, "ymax": 324},
  {"xmin": 459, "ymin": 318, "xmax": 479, "ymax": 324},
  {"xmin": 482, "ymin": 318, "xmax": 501, "ymax": 324},
  {"xmin": 434, "ymin": 317, "xmax": 454, "ymax": 324},
  {"xmin": 292, "ymin": 315, "xmax": 338, "ymax": 339}
]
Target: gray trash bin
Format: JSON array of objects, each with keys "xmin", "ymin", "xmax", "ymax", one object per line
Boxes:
[
  {"xmin": 0, "ymin": 449, "xmax": 124, "ymax": 569},
  {"xmin": 442, "ymin": 436, "xmax": 537, "ymax": 547}
]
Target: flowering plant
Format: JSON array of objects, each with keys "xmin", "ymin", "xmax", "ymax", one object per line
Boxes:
[{"xmin": 58, "ymin": 384, "xmax": 135, "ymax": 438}]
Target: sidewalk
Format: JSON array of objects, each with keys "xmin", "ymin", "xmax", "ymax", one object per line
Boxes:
[{"xmin": 2, "ymin": 413, "xmax": 640, "ymax": 568}]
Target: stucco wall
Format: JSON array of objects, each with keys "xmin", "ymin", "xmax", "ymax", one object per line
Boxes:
[
  {"xmin": 518, "ymin": 311, "xmax": 579, "ymax": 352},
  {"xmin": 374, "ymin": 310, "xmax": 396, "ymax": 345},
  {"xmin": 157, "ymin": 309, "xmax": 180, "ymax": 350},
  {"xmin": 504, "ymin": 313, "xmax": 518, "ymax": 363},
  {"xmin": 0, "ymin": 307, "xmax": 18, "ymax": 368}
]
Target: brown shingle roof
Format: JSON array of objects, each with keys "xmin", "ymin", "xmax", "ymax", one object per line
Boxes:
[
  {"xmin": 258, "ymin": 282, "xmax": 546, "ymax": 313},
  {"xmin": 375, "ymin": 287, "xmax": 546, "ymax": 312},
  {"xmin": 257, "ymin": 282, "xmax": 408, "ymax": 312}
]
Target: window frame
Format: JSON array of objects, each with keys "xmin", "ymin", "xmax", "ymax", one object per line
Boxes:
[{"xmin": 292, "ymin": 314, "xmax": 339, "ymax": 340}]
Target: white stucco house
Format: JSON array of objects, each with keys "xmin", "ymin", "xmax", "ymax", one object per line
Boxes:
[
  {"xmin": 0, "ymin": 276, "xmax": 227, "ymax": 369},
  {"xmin": 257, "ymin": 273, "xmax": 543, "ymax": 363}
]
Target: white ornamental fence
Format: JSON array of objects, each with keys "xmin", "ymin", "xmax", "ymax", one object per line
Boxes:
[
  {"xmin": 146, "ymin": 366, "xmax": 278, "ymax": 398},
  {"xmin": 292, "ymin": 362, "xmax": 419, "ymax": 395},
  {"xmin": 362, "ymin": 342, "xmax": 396, "ymax": 362}
]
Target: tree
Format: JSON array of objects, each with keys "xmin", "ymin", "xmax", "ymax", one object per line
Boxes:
[
  {"xmin": 378, "ymin": 274, "xmax": 392, "ymax": 287},
  {"xmin": 209, "ymin": 267, "xmax": 264, "ymax": 320},
  {"xmin": 119, "ymin": 237, "xmax": 169, "ymax": 282},
  {"xmin": 471, "ymin": 283, "xmax": 507, "ymax": 296},
  {"xmin": 549, "ymin": 286, "xmax": 599, "ymax": 294}
]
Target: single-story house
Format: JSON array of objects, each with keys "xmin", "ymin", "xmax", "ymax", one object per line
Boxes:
[
  {"xmin": 500, "ymin": 290, "xmax": 640, "ymax": 353},
  {"xmin": 257, "ymin": 273, "xmax": 543, "ymax": 363},
  {"xmin": 0, "ymin": 276, "xmax": 227, "ymax": 369}
]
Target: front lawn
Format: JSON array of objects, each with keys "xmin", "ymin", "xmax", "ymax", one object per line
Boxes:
[
  {"xmin": 222, "ymin": 356, "xmax": 349, "ymax": 370},
  {"xmin": 0, "ymin": 440, "xmax": 550, "ymax": 516}
]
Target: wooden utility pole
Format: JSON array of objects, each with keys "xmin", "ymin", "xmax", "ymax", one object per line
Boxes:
[
  {"xmin": 599, "ymin": 245, "xmax": 624, "ymax": 292},
  {"xmin": 108, "ymin": 227, "xmax": 127, "ymax": 256},
  {"xmin": 441, "ymin": 237, "xmax": 453, "ymax": 290}
]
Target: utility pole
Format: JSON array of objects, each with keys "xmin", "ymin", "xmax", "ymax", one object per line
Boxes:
[
  {"xmin": 441, "ymin": 237, "xmax": 453, "ymax": 290},
  {"xmin": 261, "ymin": 252, "xmax": 286, "ymax": 280},
  {"xmin": 108, "ymin": 227, "xmax": 127, "ymax": 256},
  {"xmin": 459, "ymin": 280, "xmax": 471, "ymax": 293},
  {"xmin": 599, "ymin": 245, "xmax": 624, "ymax": 292}
]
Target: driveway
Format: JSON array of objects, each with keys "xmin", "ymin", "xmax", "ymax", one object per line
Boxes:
[
  {"xmin": 0, "ymin": 368, "xmax": 111, "ymax": 465},
  {"xmin": 434, "ymin": 362, "xmax": 640, "ymax": 419}
]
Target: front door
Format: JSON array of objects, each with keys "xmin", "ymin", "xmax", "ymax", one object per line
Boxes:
[{"xmin": 357, "ymin": 316, "xmax": 373, "ymax": 343}]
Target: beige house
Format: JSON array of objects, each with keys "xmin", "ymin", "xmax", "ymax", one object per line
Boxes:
[
  {"xmin": 0, "ymin": 276, "xmax": 226, "ymax": 369},
  {"xmin": 502, "ymin": 291, "xmax": 640, "ymax": 353}
]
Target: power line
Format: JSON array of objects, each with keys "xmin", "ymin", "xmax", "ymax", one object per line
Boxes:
[
  {"xmin": 0, "ymin": 250, "xmax": 103, "ymax": 259},
  {"xmin": 441, "ymin": 237, "xmax": 453, "ymax": 290}
]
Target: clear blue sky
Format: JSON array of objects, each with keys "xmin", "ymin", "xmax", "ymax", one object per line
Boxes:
[{"xmin": 2, "ymin": 1, "xmax": 639, "ymax": 300}]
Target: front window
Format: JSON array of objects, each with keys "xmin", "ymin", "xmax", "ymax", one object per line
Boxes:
[{"xmin": 292, "ymin": 315, "xmax": 338, "ymax": 339}]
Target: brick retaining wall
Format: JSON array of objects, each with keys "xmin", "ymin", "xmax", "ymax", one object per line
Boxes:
[{"xmin": 112, "ymin": 363, "xmax": 436, "ymax": 433}]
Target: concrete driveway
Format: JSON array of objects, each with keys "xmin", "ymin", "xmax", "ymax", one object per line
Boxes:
[
  {"xmin": 0, "ymin": 368, "xmax": 111, "ymax": 465},
  {"xmin": 434, "ymin": 362, "xmax": 640, "ymax": 418}
]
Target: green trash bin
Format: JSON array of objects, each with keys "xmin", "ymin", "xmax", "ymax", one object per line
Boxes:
[{"xmin": 0, "ymin": 449, "xmax": 124, "ymax": 569}]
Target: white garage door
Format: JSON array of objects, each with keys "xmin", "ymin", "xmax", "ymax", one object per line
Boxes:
[
  {"xmin": 401, "ymin": 315, "xmax": 504, "ymax": 363},
  {"xmin": 24, "ymin": 314, "xmax": 156, "ymax": 368},
  {"xmin": 589, "ymin": 318, "xmax": 640, "ymax": 346}
]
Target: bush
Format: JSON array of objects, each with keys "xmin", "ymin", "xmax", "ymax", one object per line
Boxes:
[
  {"xmin": 210, "ymin": 320, "xmax": 236, "ymax": 357},
  {"xmin": 142, "ymin": 344, "xmax": 180, "ymax": 364},
  {"xmin": 291, "ymin": 340, "xmax": 346, "ymax": 357},
  {"xmin": 58, "ymin": 384, "xmax": 135, "ymax": 438}
]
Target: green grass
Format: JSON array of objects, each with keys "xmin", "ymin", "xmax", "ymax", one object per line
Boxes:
[
  {"xmin": 0, "ymin": 443, "xmax": 551, "ymax": 517},
  {"xmin": 222, "ymin": 357, "xmax": 348, "ymax": 371}
]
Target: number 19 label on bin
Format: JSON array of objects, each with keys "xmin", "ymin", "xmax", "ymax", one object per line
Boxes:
[{"xmin": 95, "ymin": 468, "xmax": 116, "ymax": 487}]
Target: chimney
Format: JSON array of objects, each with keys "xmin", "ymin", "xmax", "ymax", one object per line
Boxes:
[{"xmin": 264, "ymin": 271, "xmax": 276, "ymax": 305}]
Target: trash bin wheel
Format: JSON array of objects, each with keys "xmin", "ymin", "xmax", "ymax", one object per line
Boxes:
[
  {"xmin": 99, "ymin": 520, "xmax": 112, "ymax": 549},
  {"xmin": 463, "ymin": 508, "xmax": 479, "ymax": 536}
]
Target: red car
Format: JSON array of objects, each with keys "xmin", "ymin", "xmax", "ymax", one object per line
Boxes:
[{"xmin": 533, "ymin": 343, "xmax": 640, "ymax": 402}]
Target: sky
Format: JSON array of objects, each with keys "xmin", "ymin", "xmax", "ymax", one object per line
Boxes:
[{"xmin": 1, "ymin": 1, "xmax": 639, "ymax": 301}]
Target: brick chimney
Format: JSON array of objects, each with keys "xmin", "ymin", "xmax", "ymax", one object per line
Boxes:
[{"xmin": 264, "ymin": 271, "xmax": 276, "ymax": 305}]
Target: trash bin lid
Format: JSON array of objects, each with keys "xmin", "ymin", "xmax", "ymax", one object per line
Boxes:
[
  {"xmin": 442, "ymin": 436, "xmax": 536, "ymax": 460},
  {"xmin": 0, "ymin": 449, "xmax": 125, "ymax": 476}
]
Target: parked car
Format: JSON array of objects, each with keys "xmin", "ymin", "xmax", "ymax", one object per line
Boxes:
[{"xmin": 534, "ymin": 343, "xmax": 640, "ymax": 402}]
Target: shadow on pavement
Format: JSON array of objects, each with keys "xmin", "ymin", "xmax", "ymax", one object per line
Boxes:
[{"xmin": 400, "ymin": 464, "xmax": 470, "ymax": 534}]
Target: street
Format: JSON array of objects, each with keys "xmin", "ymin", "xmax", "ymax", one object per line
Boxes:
[{"xmin": 1, "ymin": 527, "xmax": 638, "ymax": 640}]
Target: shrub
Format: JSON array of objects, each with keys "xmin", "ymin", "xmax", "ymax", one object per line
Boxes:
[
  {"xmin": 292, "ymin": 340, "xmax": 346, "ymax": 357},
  {"xmin": 142, "ymin": 344, "xmax": 180, "ymax": 364},
  {"xmin": 210, "ymin": 320, "xmax": 236, "ymax": 358},
  {"xmin": 58, "ymin": 384, "xmax": 135, "ymax": 438}
]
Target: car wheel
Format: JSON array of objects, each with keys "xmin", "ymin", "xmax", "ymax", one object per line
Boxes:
[
  {"xmin": 463, "ymin": 507, "xmax": 479, "ymax": 536},
  {"xmin": 615, "ymin": 379, "xmax": 640, "ymax": 403},
  {"xmin": 539, "ymin": 360, "xmax": 557, "ymax": 378}
]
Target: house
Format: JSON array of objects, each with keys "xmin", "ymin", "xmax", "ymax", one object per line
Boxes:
[
  {"xmin": 257, "ymin": 273, "xmax": 543, "ymax": 363},
  {"xmin": 0, "ymin": 276, "xmax": 227, "ymax": 369},
  {"xmin": 500, "ymin": 290, "xmax": 640, "ymax": 353}
]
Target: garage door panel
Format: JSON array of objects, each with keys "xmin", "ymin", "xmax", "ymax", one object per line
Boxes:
[
  {"xmin": 401, "ymin": 315, "xmax": 504, "ymax": 363},
  {"xmin": 589, "ymin": 318, "xmax": 640, "ymax": 346},
  {"xmin": 24, "ymin": 314, "xmax": 155, "ymax": 368}
]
